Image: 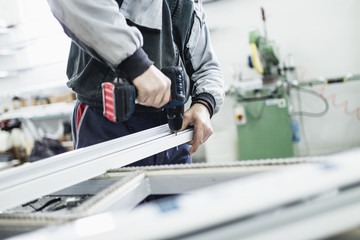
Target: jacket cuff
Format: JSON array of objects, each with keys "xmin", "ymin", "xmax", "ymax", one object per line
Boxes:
[
  {"xmin": 191, "ymin": 93, "xmax": 216, "ymax": 118},
  {"xmin": 117, "ymin": 48, "xmax": 153, "ymax": 82}
]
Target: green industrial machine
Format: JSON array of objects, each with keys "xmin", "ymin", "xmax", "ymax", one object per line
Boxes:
[
  {"xmin": 232, "ymin": 8, "xmax": 359, "ymax": 160},
  {"xmin": 234, "ymin": 7, "xmax": 294, "ymax": 160},
  {"xmin": 234, "ymin": 85, "xmax": 294, "ymax": 160}
]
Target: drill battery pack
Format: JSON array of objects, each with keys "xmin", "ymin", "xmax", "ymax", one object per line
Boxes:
[{"xmin": 101, "ymin": 79, "xmax": 136, "ymax": 123}]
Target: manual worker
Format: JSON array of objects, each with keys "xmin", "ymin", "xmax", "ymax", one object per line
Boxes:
[{"xmin": 47, "ymin": 0, "xmax": 224, "ymax": 166}]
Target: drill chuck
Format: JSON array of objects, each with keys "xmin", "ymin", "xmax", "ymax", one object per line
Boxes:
[{"xmin": 166, "ymin": 105, "xmax": 184, "ymax": 132}]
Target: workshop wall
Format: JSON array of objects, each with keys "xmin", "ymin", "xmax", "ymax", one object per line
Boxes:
[
  {"xmin": 203, "ymin": 0, "xmax": 360, "ymax": 161},
  {"xmin": 0, "ymin": 0, "xmax": 70, "ymax": 111}
]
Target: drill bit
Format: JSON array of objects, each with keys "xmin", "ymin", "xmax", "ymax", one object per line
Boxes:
[{"xmin": 174, "ymin": 131, "xmax": 178, "ymax": 151}]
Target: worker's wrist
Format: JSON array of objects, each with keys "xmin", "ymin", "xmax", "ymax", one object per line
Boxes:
[
  {"xmin": 191, "ymin": 93, "xmax": 215, "ymax": 118},
  {"xmin": 117, "ymin": 48, "xmax": 153, "ymax": 82}
]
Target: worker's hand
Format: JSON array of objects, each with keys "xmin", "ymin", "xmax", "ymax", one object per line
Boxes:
[
  {"xmin": 132, "ymin": 65, "xmax": 171, "ymax": 108},
  {"xmin": 180, "ymin": 103, "xmax": 213, "ymax": 154}
]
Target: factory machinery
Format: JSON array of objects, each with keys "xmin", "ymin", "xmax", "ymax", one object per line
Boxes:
[
  {"xmin": 230, "ymin": 7, "xmax": 360, "ymax": 161},
  {"xmin": 0, "ymin": 124, "xmax": 360, "ymax": 239}
]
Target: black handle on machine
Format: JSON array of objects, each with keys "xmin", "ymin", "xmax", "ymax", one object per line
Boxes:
[{"xmin": 102, "ymin": 66, "xmax": 185, "ymax": 132}]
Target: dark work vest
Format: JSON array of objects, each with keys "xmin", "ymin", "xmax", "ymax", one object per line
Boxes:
[{"xmin": 66, "ymin": 0, "xmax": 195, "ymax": 107}]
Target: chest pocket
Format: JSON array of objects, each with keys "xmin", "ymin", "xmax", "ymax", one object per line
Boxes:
[{"xmin": 119, "ymin": 0, "xmax": 163, "ymax": 30}]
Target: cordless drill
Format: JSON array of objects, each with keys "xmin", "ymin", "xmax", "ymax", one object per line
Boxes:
[
  {"xmin": 161, "ymin": 66, "xmax": 186, "ymax": 133},
  {"xmin": 102, "ymin": 66, "xmax": 185, "ymax": 133}
]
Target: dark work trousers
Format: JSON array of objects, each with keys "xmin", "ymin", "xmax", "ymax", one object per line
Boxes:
[{"xmin": 71, "ymin": 100, "xmax": 191, "ymax": 167}]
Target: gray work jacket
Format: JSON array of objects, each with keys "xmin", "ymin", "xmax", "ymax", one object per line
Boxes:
[{"xmin": 48, "ymin": 0, "xmax": 224, "ymax": 115}]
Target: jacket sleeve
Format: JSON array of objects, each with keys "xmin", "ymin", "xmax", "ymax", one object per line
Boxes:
[
  {"xmin": 47, "ymin": 0, "xmax": 152, "ymax": 79},
  {"xmin": 185, "ymin": 1, "xmax": 224, "ymax": 115}
]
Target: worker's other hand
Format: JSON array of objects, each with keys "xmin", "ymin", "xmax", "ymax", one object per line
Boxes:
[
  {"xmin": 133, "ymin": 65, "xmax": 171, "ymax": 108},
  {"xmin": 180, "ymin": 103, "xmax": 213, "ymax": 155}
]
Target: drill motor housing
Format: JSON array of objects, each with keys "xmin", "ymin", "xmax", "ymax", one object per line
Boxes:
[{"xmin": 162, "ymin": 66, "xmax": 185, "ymax": 132}]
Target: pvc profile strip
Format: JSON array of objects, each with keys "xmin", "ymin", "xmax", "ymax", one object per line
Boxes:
[
  {"xmin": 0, "ymin": 124, "xmax": 193, "ymax": 211},
  {"xmin": 8, "ymin": 150, "xmax": 360, "ymax": 240},
  {"xmin": 0, "ymin": 158, "xmax": 322, "ymax": 228}
]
